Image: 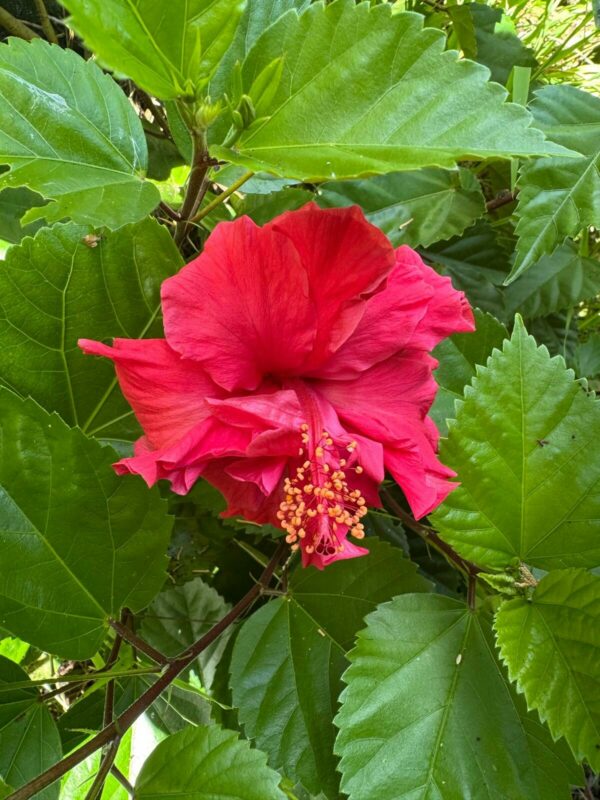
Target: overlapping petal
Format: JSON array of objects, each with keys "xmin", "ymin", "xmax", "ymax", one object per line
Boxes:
[
  {"xmin": 78, "ymin": 338, "xmax": 220, "ymax": 449},
  {"xmin": 162, "ymin": 204, "xmax": 395, "ymax": 391}
]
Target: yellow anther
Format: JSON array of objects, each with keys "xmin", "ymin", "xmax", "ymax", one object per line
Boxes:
[
  {"xmin": 315, "ymin": 446, "xmax": 324, "ymax": 457},
  {"xmin": 355, "ymin": 465, "xmax": 364, "ymax": 474},
  {"xmin": 301, "ymin": 423, "xmax": 309, "ymax": 432}
]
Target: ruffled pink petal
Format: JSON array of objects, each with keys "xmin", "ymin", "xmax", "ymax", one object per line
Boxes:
[
  {"xmin": 385, "ymin": 434, "xmax": 458, "ymax": 519},
  {"xmin": 225, "ymin": 457, "xmax": 286, "ymax": 496},
  {"xmin": 113, "ymin": 416, "xmax": 252, "ymax": 493},
  {"xmin": 78, "ymin": 338, "xmax": 220, "ymax": 449},
  {"xmin": 311, "ymin": 257, "xmax": 434, "ymax": 379},
  {"xmin": 396, "ymin": 246, "xmax": 475, "ymax": 349},
  {"xmin": 315, "ymin": 352, "xmax": 455, "ymax": 518},
  {"xmin": 162, "ymin": 216, "xmax": 317, "ymax": 391},
  {"xmin": 312, "ymin": 247, "xmax": 474, "ymax": 380},
  {"xmin": 268, "ymin": 203, "xmax": 396, "ymax": 370},
  {"xmin": 162, "ymin": 204, "xmax": 395, "ymax": 391},
  {"xmin": 202, "ymin": 460, "xmax": 284, "ymax": 524},
  {"xmin": 314, "ymin": 351, "xmax": 440, "ymax": 443}
]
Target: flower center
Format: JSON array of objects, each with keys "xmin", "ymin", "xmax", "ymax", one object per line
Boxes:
[{"xmin": 277, "ymin": 424, "xmax": 367, "ymax": 556}]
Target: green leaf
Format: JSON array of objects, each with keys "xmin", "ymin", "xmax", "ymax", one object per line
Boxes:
[
  {"xmin": 0, "ymin": 655, "xmax": 62, "ymax": 800},
  {"xmin": 495, "ymin": 568, "xmax": 600, "ymax": 770},
  {"xmin": 0, "ymin": 186, "xmax": 45, "ymax": 244},
  {"xmin": 141, "ymin": 577, "xmax": 231, "ymax": 691},
  {"xmin": 318, "ymin": 168, "xmax": 485, "ymax": 248},
  {"xmin": 422, "ymin": 221, "xmax": 508, "ymax": 317},
  {"xmin": 210, "ymin": 0, "xmax": 311, "ymax": 102},
  {"xmin": 0, "ymin": 38, "xmax": 160, "ymax": 228},
  {"xmin": 0, "ymin": 637, "xmax": 28, "ymax": 664},
  {"xmin": 511, "ymin": 85, "xmax": 600, "ymax": 281},
  {"xmin": 335, "ymin": 594, "xmax": 581, "ymax": 800},
  {"xmin": 135, "ymin": 725, "xmax": 286, "ymax": 800},
  {"xmin": 506, "ymin": 241, "xmax": 600, "ymax": 319},
  {"xmin": 240, "ymin": 187, "xmax": 314, "ymax": 225},
  {"xmin": 431, "ymin": 318, "xmax": 600, "ymax": 571},
  {"xmin": 0, "ymin": 218, "xmax": 181, "ymax": 441},
  {"xmin": 467, "ymin": 3, "xmax": 537, "ymax": 86},
  {"xmin": 212, "ymin": 1, "xmax": 569, "ymax": 180},
  {"xmin": 448, "ymin": 4, "xmax": 477, "ymax": 60},
  {"xmin": 63, "ymin": 0, "xmax": 246, "ymax": 100},
  {"xmin": 230, "ymin": 540, "xmax": 430, "ymax": 798},
  {"xmin": 0, "ymin": 390, "xmax": 171, "ymax": 658},
  {"xmin": 529, "ymin": 312, "xmax": 578, "ymax": 367},
  {"xmin": 60, "ymin": 729, "xmax": 132, "ymax": 800},
  {"xmin": 576, "ymin": 333, "xmax": 600, "ymax": 379},
  {"xmin": 429, "ymin": 309, "xmax": 508, "ymax": 434}
]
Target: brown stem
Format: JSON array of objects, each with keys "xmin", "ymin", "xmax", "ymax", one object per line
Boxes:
[
  {"xmin": 174, "ymin": 128, "xmax": 214, "ymax": 246},
  {"xmin": 159, "ymin": 200, "xmax": 181, "ymax": 222},
  {"xmin": 83, "ymin": 740, "xmax": 121, "ymax": 800},
  {"xmin": 6, "ymin": 543, "xmax": 287, "ymax": 800},
  {"xmin": 189, "ymin": 171, "xmax": 254, "ymax": 224},
  {"xmin": 382, "ymin": 489, "xmax": 480, "ymax": 578},
  {"xmin": 486, "ymin": 190, "xmax": 517, "ymax": 211},
  {"xmin": 33, "ymin": 0, "xmax": 58, "ymax": 43},
  {"xmin": 0, "ymin": 6, "xmax": 40, "ymax": 39},
  {"xmin": 110, "ymin": 766, "xmax": 134, "ymax": 798},
  {"xmin": 109, "ymin": 619, "xmax": 170, "ymax": 667},
  {"xmin": 135, "ymin": 89, "xmax": 171, "ymax": 138}
]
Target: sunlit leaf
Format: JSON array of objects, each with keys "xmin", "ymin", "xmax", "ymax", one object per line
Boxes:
[
  {"xmin": 213, "ymin": 1, "xmax": 569, "ymax": 179},
  {"xmin": 495, "ymin": 568, "xmax": 600, "ymax": 770},
  {"xmin": 135, "ymin": 725, "xmax": 286, "ymax": 800},
  {"xmin": 63, "ymin": 0, "xmax": 246, "ymax": 99},
  {"xmin": 431, "ymin": 318, "xmax": 600, "ymax": 571},
  {"xmin": 0, "ymin": 39, "xmax": 159, "ymax": 228}
]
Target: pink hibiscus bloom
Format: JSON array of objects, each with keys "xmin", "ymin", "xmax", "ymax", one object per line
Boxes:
[{"xmin": 80, "ymin": 204, "xmax": 474, "ymax": 569}]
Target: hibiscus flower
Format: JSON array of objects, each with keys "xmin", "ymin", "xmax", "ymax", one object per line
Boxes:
[{"xmin": 80, "ymin": 203, "xmax": 474, "ymax": 569}]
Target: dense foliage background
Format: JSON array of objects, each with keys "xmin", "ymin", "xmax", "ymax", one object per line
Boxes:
[{"xmin": 0, "ymin": 0, "xmax": 598, "ymax": 798}]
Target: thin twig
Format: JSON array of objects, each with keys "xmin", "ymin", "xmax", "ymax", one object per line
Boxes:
[
  {"xmin": 382, "ymin": 489, "xmax": 480, "ymax": 579},
  {"xmin": 189, "ymin": 171, "xmax": 255, "ymax": 224},
  {"xmin": 110, "ymin": 767, "xmax": 134, "ymax": 798},
  {"xmin": 83, "ymin": 740, "xmax": 121, "ymax": 800},
  {"xmin": 0, "ymin": 6, "xmax": 40, "ymax": 39},
  {"xmin": 7, "ymin": 543, "xmax": 288, "ymax": 800},
  {"xmin": 109, "ymin": 619, "xmax": 170, "ymax": 667},
  {"xmin": 33, "ymin": 0, "xmax": 58, "ymax": 43},
  {"xmin": 159, "ymin": 200, "xmax": 181, "ymax": 222},
  {"xmin": 174, "ymin": 127, "xmax": 215, "ymax": 246},
  {"xmin": 486, "ymin": 190, "xmax": 517, "ymax": 212}
]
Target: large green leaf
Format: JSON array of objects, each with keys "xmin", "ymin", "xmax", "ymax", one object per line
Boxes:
[
  {"xmin": 212, "ymin": 1, "xmax": 569, "ymax": 180},
  {"xmin": 318, "ymin": 168, "xmax": 485, "ymax": 247},
  {"xmin": 0, "ymin": 218, "xmax": 181, "ymax": 442},
  {"xmin": 431, "ymin": 318, "xmax": 600, "ymax": 571},
  {"xmin": 141, "ymin": 577, "xmax": 230, "ymax": 690},
  {"xmin": 335, "ymin": 594, "xmax": 581, "ymax": 800},
  {"xmin": 0, "ymin": 38, "xmax": 160, "ymax": 228},
  {"xmin": 230, "ymin": 540, "xmax": 430, "ymax": 798},
  {"xmin": 135, "ymin": 725, "xmax": 286, "ymax": 800},
  {"xmin": 0, "ymin": 390, "xmax": 171, "ymax": 658},
  {"xmin": 63, "ymin": 0, "xmax": 245, "ymax": 100},
  {"xmin": 505, "ymin": 242, "xmax": 600, "ymax": 319},
  {"xmin": 495, "ymin": 568, "xmax": 600, "ymax": 770},
  {"xmin": 0, "ymin": 655, "xmax": 62, "ymax": 800},
  {"xmin": 511, "ymin": 85, "xmax": 600, "ymax": 280},
  {"xmin": 429, "ymin": 309, "xmax": 508, "ymax": 434}
]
